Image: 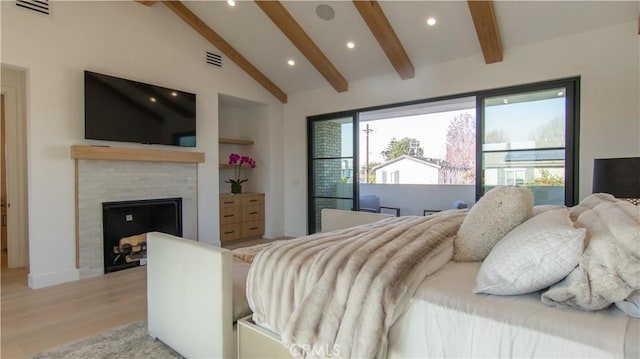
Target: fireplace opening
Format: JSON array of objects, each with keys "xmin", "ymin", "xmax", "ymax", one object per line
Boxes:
[{"xmin": 102, "ymin": 197, "xmax": 182, "ymax": 273}]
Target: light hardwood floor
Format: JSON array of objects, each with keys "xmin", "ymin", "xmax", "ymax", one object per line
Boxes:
[
  {"xmin": 1, "ymin": 250, "xmax": 147, "ymax": 358},
  {"xmin": 0, "ymin": 237, "xmax": 280, "ymax": 358}
]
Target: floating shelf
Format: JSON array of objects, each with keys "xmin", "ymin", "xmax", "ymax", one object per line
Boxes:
[
  {"xmin": 70, "ymin": 145, "xmax": 205, "ymax": 163},
  {"xmin": 219, "ymin": 137, "xmax": 254, "ymax": 146}
]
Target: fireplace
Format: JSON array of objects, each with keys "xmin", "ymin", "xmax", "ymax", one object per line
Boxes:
[{"xmin": 102, "ymin": 197, "xmax": 182, "ymax": 273}]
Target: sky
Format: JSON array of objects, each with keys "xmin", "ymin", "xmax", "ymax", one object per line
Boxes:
[
  {"xmin": 345, "ymin": 96, "xmax": 565, "ymax": 167},
  {"xmin": 358, "ymin": 109, "xmax": 474, "ymax": 165}
]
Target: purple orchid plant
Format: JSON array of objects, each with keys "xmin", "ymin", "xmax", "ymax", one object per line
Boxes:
[{"xmin": 226, "ymin": 153, "xmax": 256, "ymax": 188}]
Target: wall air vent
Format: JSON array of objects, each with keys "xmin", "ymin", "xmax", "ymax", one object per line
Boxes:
[
  {"xmin": 206, "ymin": 52, "xmax": 222, "ymax": 67},
  {"xmin": 16, "ymin": 0, "xmax": 50, "ymax": 15}
]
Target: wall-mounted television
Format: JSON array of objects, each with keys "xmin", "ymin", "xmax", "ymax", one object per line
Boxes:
[{"xmin": 84, "ymin": 70, "xmax": 196, "ymax": 147}]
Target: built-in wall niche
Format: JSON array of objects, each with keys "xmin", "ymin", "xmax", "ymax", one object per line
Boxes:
[{"xmin": 218, "ymin": 93, "xmax": 268, "ymax": 195}]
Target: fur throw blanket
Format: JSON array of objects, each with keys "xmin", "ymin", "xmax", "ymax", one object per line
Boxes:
[
  {"xmin": 541, "ymin": 194, "xmax": 640, "ymax": 313},
  {"xmin": 246, "ymin": 211, "xmax": 466, "ymax": 358}
]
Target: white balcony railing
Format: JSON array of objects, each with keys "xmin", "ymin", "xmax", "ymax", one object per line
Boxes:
[{"xmin": 359, "ymin": 183, "xmax": 476, "ymax": 216}]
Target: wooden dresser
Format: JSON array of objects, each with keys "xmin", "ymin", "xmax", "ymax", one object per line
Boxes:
[{"xmin": 219, "ymin": 193, "xmax": 265, "ymax": 242}]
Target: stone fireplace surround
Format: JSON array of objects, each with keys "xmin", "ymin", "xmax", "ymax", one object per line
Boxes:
[{"xmin": 72, "ymin": 146, "xmax": 203, "ymax": 278}]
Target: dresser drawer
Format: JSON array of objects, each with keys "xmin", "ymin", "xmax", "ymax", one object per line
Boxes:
[
  {"xmin": 220, "ymin": 195, "xmax": 242, "ymax": 208},
  {"xmin": 220, "ymin": 193, "xmax": 265, "ymax": 242},
  {"xmin": 242, "ymin": 194, "xmax": 264, "ymax": 207},
  {"xmin": 242, "ymin": 220, "xmax": 264, "ymax": 238},
  {"xmin": 242, "ymin": 205, "xmax": 264, "ymax": 222},
  {"xmin": 220, "ymin": 206, "xmax": 241, "ymax": 225},
  {"xmin": 220, "ymin": 223, "xmax": 241, "ymax": 242}
]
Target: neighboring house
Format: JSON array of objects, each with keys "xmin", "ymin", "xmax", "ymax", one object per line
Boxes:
[
  {"xmin": 372, "ymin": 155, "xmax": 442, "ymax": 184},
  {"xmin": 484, "ymin": 148, "xmax": 565, "ymax": 186}
]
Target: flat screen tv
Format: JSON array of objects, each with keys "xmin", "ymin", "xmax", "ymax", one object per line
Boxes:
[{"xmin": 84, "ymin": 70, "xmax": 196, "ymax": 147}]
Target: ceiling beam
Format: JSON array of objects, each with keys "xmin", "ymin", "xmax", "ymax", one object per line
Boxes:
[
  {"xmin": 467, "ymin": 0, "xmax": 503, "ymax": 64},
  {"xmin": 254, "ymin": 1, "xmax": 348, "ymax": 93},
  {"xmin": 135, "ymin": 1, "xmax": 157, "ymax": 6},
  {"xmin": 352, "ymin": 1, "xmax": 414, "ymax": 80},
  {"xmin": 161, "ymin": 1, "xmax": 288, "ymax": 103}
]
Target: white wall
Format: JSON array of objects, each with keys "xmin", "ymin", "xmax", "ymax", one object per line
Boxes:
[
  {"xmin": 1, "ymin": 2, "xmax": 284, "ymax": 287},
  {"xmin": 283, "ymin": 21, "xmax": 640, "ymax": 237},
  {"xmin": 374, "ymin": 160, "xmax": 439, "ymax": 184}
]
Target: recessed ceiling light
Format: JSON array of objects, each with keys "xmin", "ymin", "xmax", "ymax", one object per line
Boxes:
[
  {"xmin": 227, "ymin": 0, "xmax": 235, "ymax": 7},
  {"xmin": 426, "ymin": 17, "xmax": 437, "ymax": 26},
  {"xmin": 346, "ymin": 41, "xmax": 355, "ymax": 49},
  {"xmin": 502, "ymin": 99, "xmax": 509, "ymax": 104},
  {"xmin": 557, "ymin": 91, "xmax": 565, "ymax": 96},
  {"xmin": 287, "ymin": 59, "xmax": 295, "ymax": 66},
  {"xmin": 171, "ymin": 92, "xmax": 178, "ymax": 97},
  {"xmin": 150, "ymin": 97, "xmax": 157, "ymax": 103}
]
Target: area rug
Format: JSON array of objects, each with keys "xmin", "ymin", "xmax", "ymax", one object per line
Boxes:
[{"xmin": 30, "ymin": 320, "xmax": 182, "ymax": 359}]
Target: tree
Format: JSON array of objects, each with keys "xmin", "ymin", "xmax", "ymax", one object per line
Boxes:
[
  {"xmin": 526, "ymin": 169, "xmax": 564, "ymax": 186},
  {"xmin": 381, "ymin": 137, "xmax": 423, "ymax": 161},
  {"xmin": 359, "ymin": 161, "xmax": 381, "ymax": 183},
  {"xmin": 530, "ymin": 116, "xmax": 564, "ymax": 147},
  {"xmin": 485, "ymin": 129, "xmax": 509, "ymax": 144},
  {"xmin": 443, "ymin": 112, "xmax": 476, "ymax": 184}
]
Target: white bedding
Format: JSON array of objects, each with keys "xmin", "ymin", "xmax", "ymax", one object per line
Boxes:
[
  {"xmin": 247, "ymin": 213, "xmax": 466, "ymax": 358},
  {"xmin": 388, "ymin": 261, "xmax": 639, "ymax": 358}
]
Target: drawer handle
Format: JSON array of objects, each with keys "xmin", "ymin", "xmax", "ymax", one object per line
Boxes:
[
  {"xmin": 249, "ymin": 199, "xmax": 258, "ymax": 203},
  {"xmin": 224, "ymin": 231, "xmax": 235, "ymax": 234},
  {"xmin": 249, "ymin": 211, "xmax": 258, "ymax": 215},
  {"xmin": 250, "ymin": 227, "xmax": 259, "ymax": 230},
  {"xmin": 223, "ymin": 215, "xmax": 234, "ymax": 218},
  {"xmin": 223, "ymin": 201, "xmax": 234, "ymax": 204}
]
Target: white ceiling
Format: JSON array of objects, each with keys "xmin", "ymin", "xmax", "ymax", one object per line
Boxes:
[{"xmin": 183, "ymin": 1, "xmax": 639, "ymax": 98}]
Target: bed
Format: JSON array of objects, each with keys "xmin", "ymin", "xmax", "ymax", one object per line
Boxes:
[{"xmin": 147, "ymin": 190, "xmax": 639, "ymax": 358}]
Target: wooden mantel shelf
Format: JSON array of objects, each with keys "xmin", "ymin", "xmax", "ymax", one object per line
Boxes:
[{"xmin": 70, "ymin": 145, "xmax": 205, "ymax": 163}]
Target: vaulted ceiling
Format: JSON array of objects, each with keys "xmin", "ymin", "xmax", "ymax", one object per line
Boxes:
[{"xmin": 139, "ymin": 1, "xmax": 639, "ymax": 103}]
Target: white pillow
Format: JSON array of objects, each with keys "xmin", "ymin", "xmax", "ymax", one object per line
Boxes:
[
  {"xmin": 453, "ymin": 186, "xmax": 533, "ymax": 262},
  {"xmin": 474, "ymin": 208, "xmax": 586, "ymax": 295},
  {"xmin": 532, "ymin": 204, "xmax": 565, "ymax": 216}
]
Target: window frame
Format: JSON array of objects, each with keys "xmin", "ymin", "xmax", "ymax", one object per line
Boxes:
[
  {"xmin": 307, "ymin": 111, "xmax": 359, "ymax": 234},
  {"xmin": 306, "ymin": 77, "xmax": 581, "ymax": 233},
  {"xmin": 475, "ymin": 77, "xmax": 580, "ymax": 206}
]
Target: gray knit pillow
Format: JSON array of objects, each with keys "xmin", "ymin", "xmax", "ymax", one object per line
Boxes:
[{"xmin": 453, "ymin": 186, "xmax": 534, "ymax": 262}]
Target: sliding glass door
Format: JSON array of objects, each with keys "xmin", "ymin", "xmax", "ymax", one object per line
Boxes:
[
  {"xmin": 307, "ymin": 113, "xmax": 357, "ymax": 233},
  {"xmin": 307, "ymin": 78, "xmax": 580, "ymax": 232},
  {"xmin": 477, "ymin": 78, "xmax": 579, "ymax": 205}
]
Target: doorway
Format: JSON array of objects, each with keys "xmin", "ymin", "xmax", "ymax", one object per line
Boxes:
[
  {"xmin": 1, "ymin": 66, "xmax": 29, "ymax": 271},
  {"xmin": 1, "ymin": 94, "xmax": 6, "ymax": 253}
]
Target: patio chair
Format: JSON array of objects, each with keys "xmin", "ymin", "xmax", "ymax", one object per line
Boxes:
[{"xmin": 359, "ymin": 195, "xmax": 400, "ymax": 216}]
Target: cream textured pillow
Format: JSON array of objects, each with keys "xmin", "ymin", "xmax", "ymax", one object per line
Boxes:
[
  {"xmin": 453, "ymin": 186, "xmax": 533, "ymax": 262},
  {"xmin": 474, "ymin": 208, "xmax": 585, "ymax": 295}
]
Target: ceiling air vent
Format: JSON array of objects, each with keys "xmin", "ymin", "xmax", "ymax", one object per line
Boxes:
[
  {"xmin": 206, "ymin": 52, "xmax": 222, "ymax": 67},
  {"xmin": 16, "ymin": 0, "xmax": 50, "ymax": 15}
]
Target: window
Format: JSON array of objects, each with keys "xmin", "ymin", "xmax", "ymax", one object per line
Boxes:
[
  {"xmin": 504, "ymin": 168, "xmax": 526, "ymax": 186},
  {"xmin": 477, "ymin": 78, "xmax": 579, "ymax": 205},
  {"xmin": 359, "ymin": 97, "xmax": 476, "ymax": 186},
  {"xmin": 307, "ymin": 78, "xmax": 580, "ymax": 233},
  {"xmin": 391, "ymin": 170, "xmax": 400, "ymax": 184},
  {"xmin": 307, "ymin": 113, "xmax": 357, "ymax": 233}
]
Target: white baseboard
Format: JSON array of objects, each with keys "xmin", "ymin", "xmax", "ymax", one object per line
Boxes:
[{"xmin": 28, "ymin": 268, "xmax": 80, "ymax": 289}]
